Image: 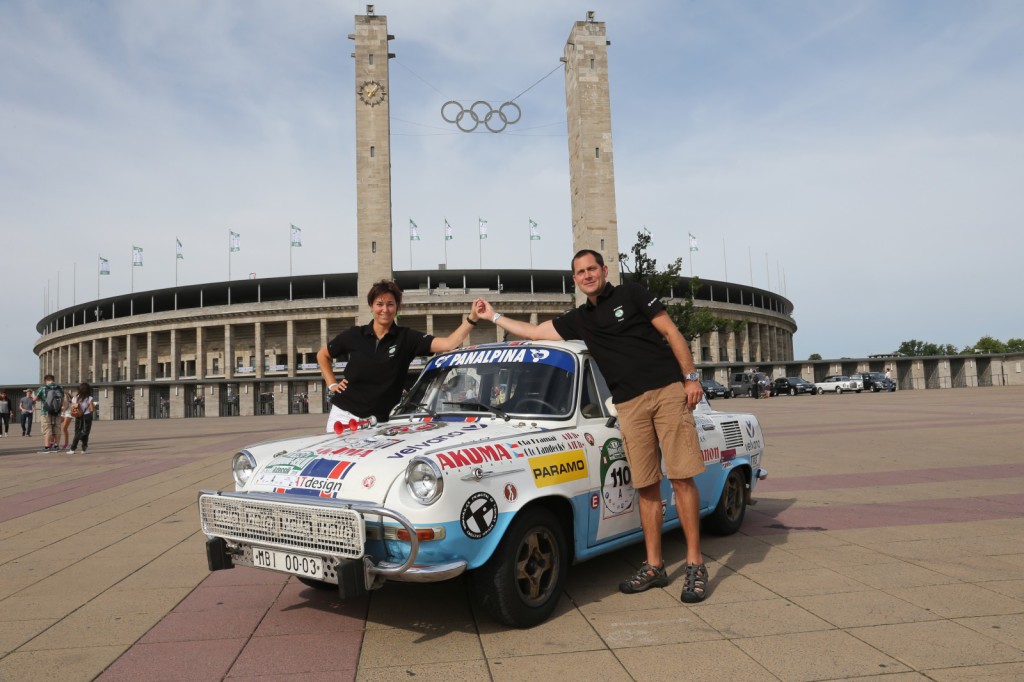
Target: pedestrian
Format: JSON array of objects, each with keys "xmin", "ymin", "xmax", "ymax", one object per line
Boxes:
[
  {"xmin": 316, "ymin": 279, "xmax": 480, "ymax": 431},
  {"xmin": 474, "ymin": 249, "xmax": 709, "ymax": 602},
  {"xmin": 0, "ymin": 390, "xmax": 11, "ymax": 437},
  {"xmin": 19, "ymin": 389, "xmax": 34, "ymax": 436},
  {"xmin": 33, "ymin": 374, "xmax": 65, "ymax": 452},
  {"xmin": 60, "ymin": 393, "xmax": 74, "ymax": 450},
  {"xmin": 66, "ymin": 382, "xmax": 94, "ymax": 454}
]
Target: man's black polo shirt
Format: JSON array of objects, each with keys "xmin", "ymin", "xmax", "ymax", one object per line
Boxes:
[
  {"xmin": 326, "ymin": 323, "xmax": 433, "ymax": 422},
  {"xmin": 552, "ymin": 282, "xmax": 682, "ymax": 403}
]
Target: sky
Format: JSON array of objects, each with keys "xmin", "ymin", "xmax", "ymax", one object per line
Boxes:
[{"xmin": 2, "ymin": 0, "xmax": 1022, "ymax": 383}]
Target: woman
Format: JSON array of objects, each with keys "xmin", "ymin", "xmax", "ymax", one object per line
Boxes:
[
  {"xmin": 66, "ymin": 382, "xmax": 94, "ymax": 455},
  {"xmin": 317, "ymin": 280, "xmax": 480, "ymax": 431},
  {"xmin": 60, "ymin": 393, "xmax": 74, "ymax": 449},
  {"xmin": 0, "ymin": 390, "xmax": 10, "ymax": 437}
]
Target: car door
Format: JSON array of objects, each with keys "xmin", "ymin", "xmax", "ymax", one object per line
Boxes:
[{"xmin": 579, "ymin": 359, "xmax": 644, "ymax": 546}]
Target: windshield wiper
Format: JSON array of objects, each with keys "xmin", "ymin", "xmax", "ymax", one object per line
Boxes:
[
  {"xmin": 444, "ymin": 401, "xmax": 510, "ymax": 421},
  {"xmin": 397, "ymin": 401, "xmax": 438, "ymax": 419}
]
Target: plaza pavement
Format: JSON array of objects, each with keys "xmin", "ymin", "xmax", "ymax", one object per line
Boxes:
[{"xmin": 2, "ymin": 387, "xmax": 1024, "ymax": 681}]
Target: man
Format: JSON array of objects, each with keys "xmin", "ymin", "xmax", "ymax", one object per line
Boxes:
[
  {"xmin": 19, "ymin": 389, "xmax": 35, "ymax": 437},
  {"xmin": 474, "ymin": 249, "xmax": 708, "ymax": 602},
  {"xmin": 33, "ymin": 374, "xmax": 64, "ymax": 452}
]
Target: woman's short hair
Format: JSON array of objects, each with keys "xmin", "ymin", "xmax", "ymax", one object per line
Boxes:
[{"xmin": 367, "ymin": 279, "xmax": 403, "ymax": 307}]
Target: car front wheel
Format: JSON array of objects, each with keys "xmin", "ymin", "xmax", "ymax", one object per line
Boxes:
[
  {"xmin": 472, "ymin": 506, "xmax": 568, "ymax": 628},
  {"xmin": 835, "ymin": 386, "xmax": 843, "ymax": 394},
  {"xmin": 704, "ymin": 468, "xmax": 747, "ymax": 535}
]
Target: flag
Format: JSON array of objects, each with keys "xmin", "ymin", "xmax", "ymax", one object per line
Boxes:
[
  {"xmin": 290, "ymin": 224, "xmax": 302, "ymax": 247},
  {"xmin": 479, "ymin": 218, "xmax": 488, "ymax": 239},
  {"xmin": 445, "ymin": 219, "xmax": 453, "ymax": 241},
  {"xmin": 176, "ymin": 238, "xmax": 184, "ymax": 260},
  {"xmin": 132, "ymin": 246, "xmax": 144, "ymax": 266},
  {"xmin": 529, "ymin": 218, "xmax": 540, "ymax": 240},
  {"xmin": 229, "ymin": 231, "xmax": 240, "ymax": 252},
  {"xmin": 409, "ymin": 219, "xmax": 420, "ymax": 241},
  {"xmin": 99, "ymin": 257, "xmax": 110, "ymax": 275},
  {"xmin": 689, "ymin": 232, "xmax": 699, "ymax": 252}
]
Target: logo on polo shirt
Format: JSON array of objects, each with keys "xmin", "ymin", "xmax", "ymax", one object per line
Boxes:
[
  {"xmin": 614, "ymin": 305, "xmax": 624, "ymax": 320},
  {"xmin": 388, "ymin": 345, "xmax": 396, "ymax": 357}
]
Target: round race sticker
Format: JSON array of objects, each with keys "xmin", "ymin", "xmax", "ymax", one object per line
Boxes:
[{"xmin": 460, "ymin": 492, "xmax": 498, "ymax": 539}]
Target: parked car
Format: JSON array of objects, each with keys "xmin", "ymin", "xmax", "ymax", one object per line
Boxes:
[
  {"xmin": 730, "ymin": 371, "xmax": 775, "ymax": 398},
  {"xmin": 773, "ymin": 376, "xmax": 815, "ymax": 396},
  {"xmin": 199, "ymin": 341, "xmax": 767, "ymax": 628},
  {"xmin": 701, "ymin": 379, "xmax": 733, "ymax": 399},
  {"xmin": 814, "ymin": 375, "xmax": 862, "ymax": 394},
  {"xmin": 854, "ymin": 372, "xmax": 896, "ymax": 392}
]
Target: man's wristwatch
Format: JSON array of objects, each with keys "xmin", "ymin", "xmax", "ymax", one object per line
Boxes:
[{"xmin": 684, "ymin": 372, "xmax": 700, "ymax": 382}]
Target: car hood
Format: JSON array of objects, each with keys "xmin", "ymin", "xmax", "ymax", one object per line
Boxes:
[{"xmin": 244, "ymin": 418, "xmax": 552, "ymax": 503}]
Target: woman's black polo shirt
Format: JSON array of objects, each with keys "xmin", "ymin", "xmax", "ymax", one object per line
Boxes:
[
  {"xmin": 552, "ymin": 282, "xmax": 682, "ymax": 403},
  {"xmin": 326, "ymin": 323, "xmax": 433, "ymax": 422}
]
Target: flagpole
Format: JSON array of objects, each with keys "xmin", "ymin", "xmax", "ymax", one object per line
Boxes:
[
  {"xmin": 131, "ymin": 247, "xmax": 134, "ymax": 293},
  {"xmin": 528, "ymin": 219, "xmax": 533, "ymax": 270},
  {"xmin": 723, "ymin": 238, "xmax": 728, "ymax": 282},
  {"xmin": 289, "ymin": 228, "xmax": 293, "ymax": 277},
  {"xmin": 228, "ymin": 230, "xmax": 231, "ymax": 281},
  {"xmin": 97, "ymin": 254, "xmax": 100, "ymax": 300},
  {"xmin": 73, "ymin": 262, "xmax": 76, "ymax": 305},
  {"xmin": 443, "ymin": 219, "xmax": 448, "ymax": 268},
  {"xmin": 175, "ymin": 236, "xmax": 179, "ymax": 287}
]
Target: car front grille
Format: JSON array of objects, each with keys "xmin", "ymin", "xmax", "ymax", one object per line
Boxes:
[{"xmin": 199, "ymin": 493, "xmax": 364, "ymax": 558}]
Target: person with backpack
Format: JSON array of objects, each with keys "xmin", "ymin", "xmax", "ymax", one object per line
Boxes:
[{"xmin": 32, "ymin": 374, "xmax": 64, "ymax": 452}]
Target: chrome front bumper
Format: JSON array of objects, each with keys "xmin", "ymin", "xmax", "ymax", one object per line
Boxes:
[{"xmin": 198, "ymin": 489, "xmax": 467, "ymax": 590}]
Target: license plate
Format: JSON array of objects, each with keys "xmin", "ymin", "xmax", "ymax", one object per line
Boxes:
[{"xmin": 252, "ymin": 547, "xmax": 324, "ymax": 580}]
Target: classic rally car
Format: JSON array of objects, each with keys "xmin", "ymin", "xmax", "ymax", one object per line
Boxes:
[{"xmin": 198, "ymin": 341, "xmax": 767, "ymax": 627}]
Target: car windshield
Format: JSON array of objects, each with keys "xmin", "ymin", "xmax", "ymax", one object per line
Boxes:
[
  {"xmin": 394, "ymin": 346, "xmax": 578, "ymax": 419},
  {"xmin": 789, "ymin": 377, "xmax": 808, "ymax": 383}
]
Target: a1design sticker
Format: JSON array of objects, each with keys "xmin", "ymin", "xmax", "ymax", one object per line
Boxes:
[
  {"xmin": 600, "ymin": 437, "xmax": 635, "ymax": 518},
  {"xmin": 460, "ymin": 492, "xmax": 498, "ymax": 539}
]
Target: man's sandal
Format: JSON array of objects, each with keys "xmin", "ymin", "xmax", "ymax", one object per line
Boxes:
[
  {"xmin": 680, "ymin": 563, "xmax": 708, "ymax": 603},
  {"xmin": 619, "ymin": 562, "xmax": 669, "ymax": 594}
]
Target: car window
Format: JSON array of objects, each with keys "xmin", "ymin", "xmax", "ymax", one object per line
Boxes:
[{"xmin": 580, "ymin": 361, "xmax": 606, "ymax": 419}]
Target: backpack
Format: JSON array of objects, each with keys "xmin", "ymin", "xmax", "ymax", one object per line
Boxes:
[{"xmin": 44, "ymin": 385, "xmax": 65, "ymax": 416}]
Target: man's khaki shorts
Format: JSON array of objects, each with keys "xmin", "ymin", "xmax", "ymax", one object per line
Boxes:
[
  {"xmin": 40, "ymin": 414, "xmax": 56, "ymax": 440},
  {"xmin": 616, "ymin": 382, "xmax": 704, "ymax": 488}
]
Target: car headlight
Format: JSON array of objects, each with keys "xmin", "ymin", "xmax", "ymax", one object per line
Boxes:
[
  {"xmin": 232, "ymin": 451, "xmax": 257, "ymax": 488},
  {"xmin": 406, "ymin": 457, "xmax": 443, "ymax": 505}
]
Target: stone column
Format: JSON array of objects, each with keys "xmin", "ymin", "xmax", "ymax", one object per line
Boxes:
[
  {"xmin": 145, "ymin": 331, "xmax": 155, "ymax": 381},
  {"xmin": 286, "ymin": 320, "xmax": 296, "ymax": 377},
  {"xmin": 709, "ymin": 329, "xmax": 721, "ymax": 364},
  {"xmin": 125, "ymin": 334, "xmax": 137, "ymax": 382},
  {"xmin": 224, "ymin": 324, "xmax": 234, "ymax": 380},
  {"xmin": 91, "ymin": 339, "xmax": 100, "ymax": 383},
  {"xmin": 170, "ymin": 329, "xmax": 180, "ymax": 380},
  {"xmin": 254, "ymin": 321, "xmax": 264, "ymax": 379},
  {"xmin": 196, "ymin": 326, "xmax": 206, "ymax": 381}
]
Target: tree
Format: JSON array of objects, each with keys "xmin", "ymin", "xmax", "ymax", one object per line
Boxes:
[
  {"xmin": 808, "ymin": 353, "xmax": 822, "ymax": 361},
  {"xmin": 968, "ymin": 336, "xmax": 1008, "ymax": 354},
  {"xmin": 620, "ymin": 230, "xmax": 732, "ymax": 341},
  {"xmin": 896, "ymin": 339, "xmax": 959, "ymax": 356},
  {"xmin": 1007, "ymin": 338, "xmax": 1024, "ymax": 353}
]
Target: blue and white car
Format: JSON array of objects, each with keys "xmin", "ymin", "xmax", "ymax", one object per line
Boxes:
[{"xmin": 199, "ymin": 341, "xmax": 767, "ymax": 627}]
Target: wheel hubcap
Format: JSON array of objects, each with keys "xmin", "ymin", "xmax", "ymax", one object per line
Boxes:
[{"xmin": 514, "ymin": 528, "xmax": 558, "ymax": 605}]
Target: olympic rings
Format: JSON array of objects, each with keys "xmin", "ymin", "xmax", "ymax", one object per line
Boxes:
[{"xmin": 441, "ymin": 100, "xmax": 522, "ymax": 133}]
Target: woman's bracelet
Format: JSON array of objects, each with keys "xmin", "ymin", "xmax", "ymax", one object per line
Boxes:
[
  {"xmin": 466, "ymin": 316, "xmax": 477, "ymax": 326},
  {"xmin": 328, "ymin": 383, "xmax": 339, "ymax": 391},
  {"xmin": 492, "ymin": 312, "xmax": 503, "ymax": 323}
]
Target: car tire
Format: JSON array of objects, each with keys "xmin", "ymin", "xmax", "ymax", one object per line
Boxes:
[
  {"xmin": 789, "ymin": 387, "xmax": 796, "ymax": 396},
  {"xmin": 726, "ymin": 390, "xmax": 733, "ymax": 399},
  {"xmin": 704, "ymin": 468, "xmax": 747, "ymax": 536},
  {"xmin": 835, "ymin": 386, "xmax": 843, "ymax": 394},
  {"xmin": 472, "ymin": 506, "xmax": 568, "ymax": 628}
]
